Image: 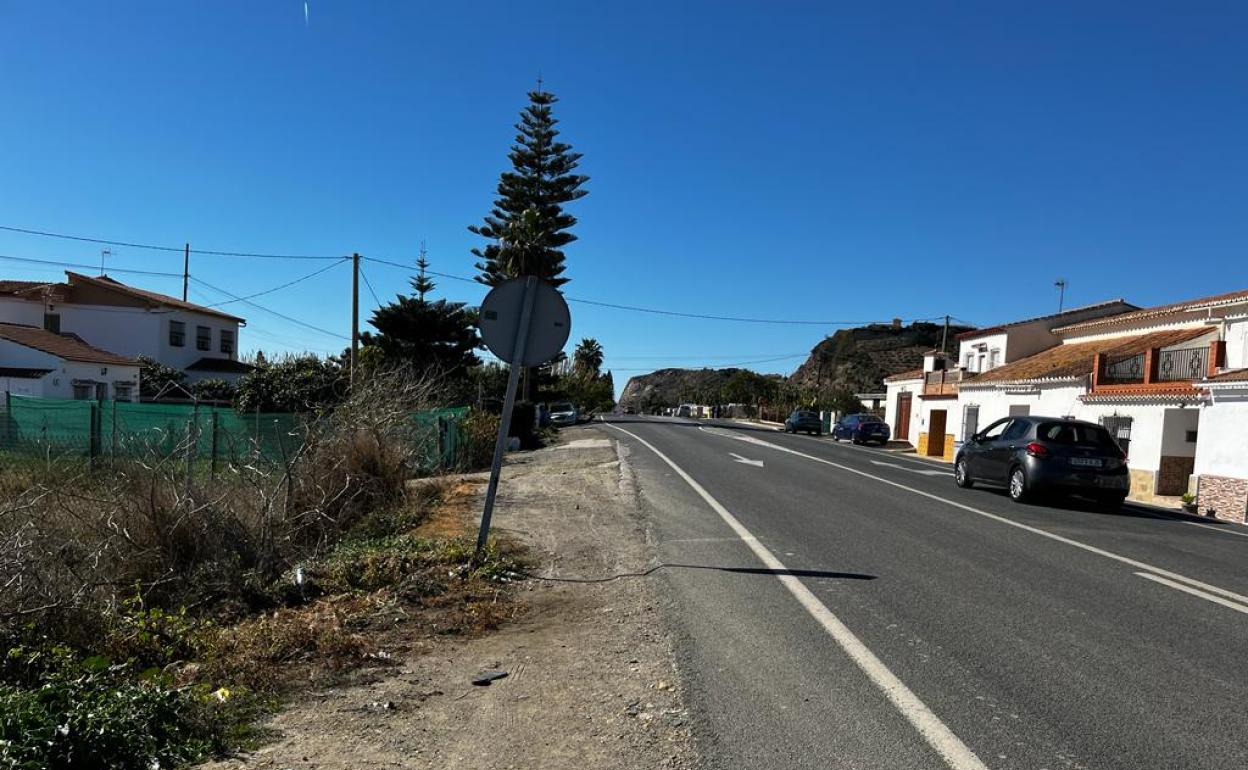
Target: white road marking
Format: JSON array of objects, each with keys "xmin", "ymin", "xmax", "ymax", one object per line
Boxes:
[
  {"xmin": 870, "ymin": 459, "xmax": 950, "ymax": 476},
  {"xmin": 729, "ymin": 452, "xmax": 764, "ymax": 468},
  {"xmin": 607, "ymin": 423, "xmax": 990, "ymax": 770},
  {"xmin": 1135, "ymin": 572, "xmax": 1248, "ymax": 615},
  {"xmin": 694, "ymin": 426, "xmax": 1248, "ymax": 608},
  {"xmin": 1183, "ymin": 520, "xmax": 1248, "ymax": 539}
]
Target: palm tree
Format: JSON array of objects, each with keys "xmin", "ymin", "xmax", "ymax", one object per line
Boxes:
[{"xmin": 573, "ymin": 338, "xmax": 604, "ymax": 378}]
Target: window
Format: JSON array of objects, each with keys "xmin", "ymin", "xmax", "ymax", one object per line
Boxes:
[
  {"xmin": 1100, "ymin": 415, "xmax": 1133, "ymax": 458},
  {"xmin": 1002, "ymin": 420, "xmax": 1030, "ymax": 442},
  {"xmin": 72, "ymin": 383, "xmax": 92, "ymax": 400},
  {"xmin": 963, "ymin": 352, "xmax": 973, "ymax": 369},
  {"xmin": 1038, "ymin": 422, "xmax": 1118, "ymax": 449},
  {"xmin": 1185, "ymin": 429, "xmax": 1198, "ymax": 444},
  {"xmin": 197, "ymin": 325, "xmax": 211, "ymax": 351},
  {"xmin": 963, "ymin": 405, "xmax": 979, "ymax": 442},
  {"xmin": 113, "ymin": 383, "xmax": 133, "ymax": 402},
  {"xmin": 988, "ymin": 348, "xmax": 1000, "ymax": 369},
  {"xmin": 979, "ymin": 419, "xmax": 1010, "ymax": 441},
  {"xmin": 220, "ymin": 329, "xmax": 235, "ymax": 355},
  {"xmin": 169, "ymin": 321, "xmax": 185, "ymax": 347},
  {"xmin": 43, "ymin": 313, "xmax": 60, "ymax": 333}
]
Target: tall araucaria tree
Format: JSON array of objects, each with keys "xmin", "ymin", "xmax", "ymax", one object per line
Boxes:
[{"xmin": 470, "ymin": 87, "xmax": 589, "ymax": 287}]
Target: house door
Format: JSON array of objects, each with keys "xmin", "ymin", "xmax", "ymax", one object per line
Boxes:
[
  {"xmin": 895, "ymin": 392, "xmax": 912, "ymax": 441},
  {"xmin": 928, "ymin": 409, "xmax": 947, "ymax": 457}
]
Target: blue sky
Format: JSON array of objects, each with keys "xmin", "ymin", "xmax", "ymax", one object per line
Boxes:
[{"xmin": 2, "ymin": 2, "xmax": 1246, "ymax": 392}]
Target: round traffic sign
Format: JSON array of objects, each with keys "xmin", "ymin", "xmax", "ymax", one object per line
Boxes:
[{"xmin": 478, "ymin": 277, "xmax": 572, "ymax": 366}]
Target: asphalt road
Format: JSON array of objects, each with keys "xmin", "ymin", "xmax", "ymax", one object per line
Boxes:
[{"xmin": 587, "ymin": 415, "xmax": 1248, "ymax": 770}]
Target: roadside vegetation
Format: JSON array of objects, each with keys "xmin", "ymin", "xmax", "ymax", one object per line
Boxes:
[{"xmin": 0, "ymin": 371, "xmax": 522, "ymax": 769}]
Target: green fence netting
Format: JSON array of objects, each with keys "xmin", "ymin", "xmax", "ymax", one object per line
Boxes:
[{"xmin": 0, "ymin": 396, "xmax": 471, "ymax": 474}]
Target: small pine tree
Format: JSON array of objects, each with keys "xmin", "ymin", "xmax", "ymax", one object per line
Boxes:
[{"xmin": 470, "ymin": 87, "xmax": 589, "ymax": 287}]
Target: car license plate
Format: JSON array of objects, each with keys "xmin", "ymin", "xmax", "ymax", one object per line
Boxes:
[{"xmin": 1069, "ymin": 457, "xmax": 1103, "ymax": 468}]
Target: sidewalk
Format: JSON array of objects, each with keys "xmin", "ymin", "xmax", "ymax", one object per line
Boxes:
[{"xmin": 208, "ymin": 431, "xmax": 696, "ymax": 770}]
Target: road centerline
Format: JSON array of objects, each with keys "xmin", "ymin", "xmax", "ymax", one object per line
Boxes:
[{"xmin": 606, "ymin": 423, "xmax": 991, "ymax": 770}]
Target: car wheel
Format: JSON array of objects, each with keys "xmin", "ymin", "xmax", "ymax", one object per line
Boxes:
[
  {"xmin": 954, "ymin": 458, "xmax": 973, "ymax": 488},
  {"xmin": 1008, "ymin": 466, "xmax": 1030, "ymax": 503},
  {"xmin": 831, "ymin": 433, "xmax": 840, "ymax": 442}
]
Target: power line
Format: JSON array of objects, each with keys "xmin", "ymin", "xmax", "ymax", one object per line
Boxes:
[
  {"xmin": 0, "ymin": 253, "xmax": 184, "ymax": 278},
  {"xmin": 0, "ymin": 224, "xmax": 342, "ymax": 261},
  {"xmin": 203, "ymin": 258, "xmax": 348, "ymax": 308},
  {"xmin": 607, "ymin": 353, "xmax": 808, "ymax": 371},
  {"xmin": 358, "ymin": 265, "xmax": 383, "ymax": 307},
  {"xmin": 190, "ymin": 277, "xmax": 348, "ymax": 340}
]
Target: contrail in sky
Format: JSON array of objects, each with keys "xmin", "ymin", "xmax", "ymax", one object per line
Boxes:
[{"xmin": 304, "ymin": 2, "xmax": 309, "ymax": 26}]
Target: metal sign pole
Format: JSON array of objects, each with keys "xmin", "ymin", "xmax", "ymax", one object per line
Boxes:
[{"xmin": 474, "ymin": 276, "xmax": 538, "ymax": 561}]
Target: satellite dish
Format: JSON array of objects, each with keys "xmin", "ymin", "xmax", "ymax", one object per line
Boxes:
[{"xmin": 478, "ymin": 277, "xmax": 571, "ymax": 366}]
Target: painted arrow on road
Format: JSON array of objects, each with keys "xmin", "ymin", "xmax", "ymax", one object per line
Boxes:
[
  {"xmin": 870, "ymin": 459, "xmax": 949, "ymax": 476},
  {"xmin": 730, "ymin": 452, "xmax": 764, "ymax": 468}
]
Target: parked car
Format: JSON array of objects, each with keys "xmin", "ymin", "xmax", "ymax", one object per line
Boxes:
[
  {"xmin": 676, "ymin": 404, "xmax": 693, "ymax": 418},
  {"xmin": 831, "ymin": 414, "xmax": 890, "ymax": 445},
  {"xmin": 784, "ymin": 409, "xmax": 823, "ymax": 435},
  {"xmin": 954, "ymin": 416, "xmax": 1129, "ymax": 509},
  {"xmin": 549, "ymin": 402, "xmax": 579, "ymax": 426}
]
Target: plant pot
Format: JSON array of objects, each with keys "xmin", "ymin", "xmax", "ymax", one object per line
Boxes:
[{"xmin": 1181, "ymin": 502, "xmax": 1198, "ymax": 514}]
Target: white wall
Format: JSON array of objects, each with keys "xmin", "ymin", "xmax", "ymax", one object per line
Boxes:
[
  {"xmin": 1224, "ymin": 315, "xmax": 1248, "ymax": 370},
  {"xmin": 957, "ymin": 382, "xmax": 1087, "ymax": 438},
  {"xmin": 1159, "ymin": 408, "xmax": 1199, "ymax": 458},
  {"xmin": 1195, "ymin": 391, "xmax": 1248, "ymax": 478},
  {"xmin": 0, "ymin": 338, "xmax": 59, "ymax": 369},
  {"xmin": 957, "ymin": 332, "xmax": 1008, "ymax": 372},
  {"xmin": 884, "ymin": 379, "xmax": 921, "ymax": 445},
  {"xmin": 0, "ymin": 297, "xmax": 45, "ymax": 326},
  {"xmin": 0, "ymin": 376, "xmax": 42, "ymax": 397}
]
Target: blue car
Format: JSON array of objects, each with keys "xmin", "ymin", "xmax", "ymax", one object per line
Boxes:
[{"xmin": 832, "ymin": 413, "xmax": 890, "ymax": 445}]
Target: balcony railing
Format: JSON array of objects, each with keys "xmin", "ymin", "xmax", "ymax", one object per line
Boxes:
[
  {"xmin": 1157, "ymin": 346, "xmax": 1209, "ymax": 382},
  {"xmin": 1093, "ymin": 341, "xmax": 1223, "ymax": 393},
  {"xmin": 923, "ymin": 369, "xmax": 963, "ymax": 396}
]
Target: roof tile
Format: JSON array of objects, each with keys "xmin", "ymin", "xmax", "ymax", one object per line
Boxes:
[{"xmin": 0, "ymin": 323, "xmax": 137, "ymax": 366}]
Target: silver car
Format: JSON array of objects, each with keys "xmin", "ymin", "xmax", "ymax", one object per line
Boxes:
[{"xmin": 549, "ymin": 402, "xmax": 579, "ymax": 426}]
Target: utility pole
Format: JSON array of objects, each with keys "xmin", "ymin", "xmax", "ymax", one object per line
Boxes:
[
  {"xmin": 350, "ymin": 253, "xmax": 360, "ymax": 388},
  {"xmin": 1055, "ymin": 278, "xmax": 1067, "ymax": 313},
  {"xmin": 182, "ymin": 243, "xmax": 190, "ymax": 302},
  {"xmin": 940, "ymin": 314, "xmax": 950, "ymax": 353}
]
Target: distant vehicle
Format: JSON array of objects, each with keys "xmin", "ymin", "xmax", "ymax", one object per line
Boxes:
[
  {"xmin": 549, "ymin": 402, "xmax": 579, "ymax": 426},
  {"xmin": 955, "ymin": 416, "xmax": 1129, "ymax": 509},
  {"xmin": 676, "ymin": 404, "xmax": 693, "ymax": 418},
  {"xmin": 784, "ymin": 409, "xmax": 823, "ymax": 435},
  {"xmin": 832, "ymin": 414, "xmax": 890, "ymax": 445}
]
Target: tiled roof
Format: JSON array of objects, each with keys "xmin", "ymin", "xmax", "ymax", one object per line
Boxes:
[
  {"xmin": 961, "ymin": 327, "xmax": 1212, "ymax": 386},
  {"xmin": 955, "ymin": 299, "xmax": 1136, "ymax": 340},
  {"xmin": 65, "ymin": 272, "xmax": 245, "ymax": 323},
  {"xmin": 186, "ymin": 357, "xmax": 254, "ymax": 373},
  {"xmin": 1054, "ymin": 288, "xmax": 1248, "ymax": 333},
  {"xmin": 0, "ymin": 367, "xmax": 53, "ymax": 378},
  {"xmin": 1205, "ymin": 368, "xmax": 1248, "ymax": 383},
  {"xmin": 0, "ymin": 280, "xmax": 53, "ymax": 297},
  {"xmin": 884, "ymin": 368, "xmax": 924, "ymax": 383},
  {"xmin": 0, "ymin": 323, "xmax": 137, "ymax": 365}
]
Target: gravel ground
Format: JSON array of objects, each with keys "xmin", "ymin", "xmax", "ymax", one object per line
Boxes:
[{"xmin": 204, "ymin": 426, "xmax": 696, "ymax": 770}]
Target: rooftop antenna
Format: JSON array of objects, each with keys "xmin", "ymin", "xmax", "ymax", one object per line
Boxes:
[
  {"xmin": 99, "ymin": 248, "xmax": 112, "ymax": 277},
  {"xmin": 1055, "ymin": 278, "xmax": 1068, "ymax": 313}
]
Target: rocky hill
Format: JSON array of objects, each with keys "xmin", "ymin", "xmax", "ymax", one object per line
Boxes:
[
  {"xmin": 788, "ymin": 321, "xmax": 971, "ymax": 393},
  {"xmin": 618, "ymin": 321, "xmax": 971, "ymax": 410}
]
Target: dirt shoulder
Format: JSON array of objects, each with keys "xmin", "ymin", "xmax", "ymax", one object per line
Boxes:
[{"xmin": 206, "ymin": 427, "xmax": 695, "ymax": 770}]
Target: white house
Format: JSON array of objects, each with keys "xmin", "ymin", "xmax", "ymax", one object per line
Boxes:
[
  {"xmin": 0, "ymin": 272, "xmax": 250, "ymax": 385},
  {"xmin": 0, "ymin": 322, "xmax": 140, "ymax": 401},
  {"xmin": 1194, "ymin": 370, "xmax": 1248, "ymax": 523},
  {"xmin": 883, "ymin": 367, "xmax": 922, "ymax": 448},
  {"xmin": 957, "ymin": 288, "xmax": 1248, "ymax": 508},
  {"xmin": 954, "ymin": 299, "xmax": 1138, "ymax": 375}
]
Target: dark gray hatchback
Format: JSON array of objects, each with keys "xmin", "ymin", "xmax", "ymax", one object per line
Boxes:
[{"xmin": 954, "ymin": 416, "xmax": 1130, "ymax": 509}]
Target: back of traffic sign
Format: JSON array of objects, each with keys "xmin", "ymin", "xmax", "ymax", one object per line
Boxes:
[{"xmin": 478, "ymin": 277, "xmax": 571, "ymax": 366}]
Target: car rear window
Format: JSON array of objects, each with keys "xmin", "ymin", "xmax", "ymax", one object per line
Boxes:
[
  {"xmin": 860, "ymin": 415, "xmax": 882, "ymax": 423},
  {"xmin": 1038, "ymin": 422, "xmax": 1118, "ymax": 449},
  {"xmin": 797, "ymin": 411, "xmax": 817, "ymax": 419},
  {"xmin": 551, "ymin": 403, "xmax": 574, "ymax": 412}
]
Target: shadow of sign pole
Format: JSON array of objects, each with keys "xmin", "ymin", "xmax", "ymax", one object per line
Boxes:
[{"xmin": 473, "ymin": 276, "xmax": 571, "ymax": 562}]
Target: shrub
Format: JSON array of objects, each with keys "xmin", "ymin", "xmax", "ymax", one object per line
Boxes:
[{"xmin": 461, "ymin": 410, "xmax": 501, "ymax": 470}]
